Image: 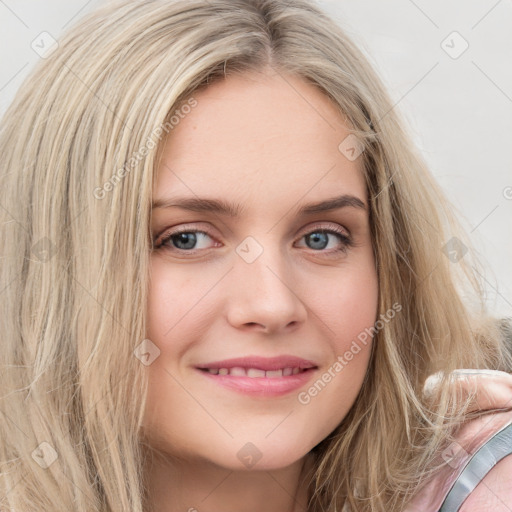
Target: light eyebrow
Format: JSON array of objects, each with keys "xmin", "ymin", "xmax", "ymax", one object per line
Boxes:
[
  {"xmin": 151, "ymin": 197, "xmax": 243, "ymax": 216},
  {"xmin": 295, "ymin": 194, "xmax": 367, "ymax": 215},
  {"xmin": 151, "ymin": 194, "xmax": 367, "ymax": 216}
]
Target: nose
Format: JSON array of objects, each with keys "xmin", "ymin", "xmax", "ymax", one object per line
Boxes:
[{"xmin": 226, "ymin": 243, "xmax": 308, "ymax": 334}]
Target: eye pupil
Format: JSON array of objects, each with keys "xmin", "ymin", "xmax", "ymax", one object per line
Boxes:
[{"xmin": 307, "ymin": 232, "xmax": 328, "ymax": 250}]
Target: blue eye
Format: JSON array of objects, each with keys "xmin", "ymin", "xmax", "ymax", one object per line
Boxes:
[
  {"xmin": 300, "ymin": 229, "xmax": 352, "ymax": 253},
  {"xmin": 154, "ymin": 226, "xmax": 353, "ymax": 255},
  {"xmin": 156, "ymin": 229, "xmax": 215, "ymax": 251}
]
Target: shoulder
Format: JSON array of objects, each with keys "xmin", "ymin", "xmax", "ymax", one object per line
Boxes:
[
  {"xmin": 406, "ymin": 371, "xmax": 512, "ymax": 512},
  {"xmin": 405, "ymin": 408, "xmax": 512, "ymax": 512},
  {"xmin": 459, "ymin": 453, "xmax": 512, "ymax": 511}
]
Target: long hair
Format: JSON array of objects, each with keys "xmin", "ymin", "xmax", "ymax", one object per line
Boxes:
[{"xmin": 1, "ymin": 1, "xmax": 510, "ymax": 510}]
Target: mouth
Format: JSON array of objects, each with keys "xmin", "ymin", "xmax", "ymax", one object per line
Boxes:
[
  {"xmin": 194, "ymin": 355, "xmax": 318, "ymax": 397},
  {"xmin": 197, "ymin": 366, "xmax": 312, "ymax": 378}
]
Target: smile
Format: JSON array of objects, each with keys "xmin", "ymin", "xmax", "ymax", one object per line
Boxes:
[
  {"xmin": 200, "ymin": 366, "xmax": 304, "ymax": 377},
  {"xmin": 196, "ymin": 366, "xmax": 317, "ymax": 397}
]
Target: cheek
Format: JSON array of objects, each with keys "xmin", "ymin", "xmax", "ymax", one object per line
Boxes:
[
  {"xmin": 142, "ymin": 260, "xmax": 198, "ymax": 453},
  {"xmin": 145, "ymin": 257, "xmax": 210, "ymax": 342},
  {"xmin": 146, "ymin": 258, "xmax": 170, "ymax": 340},
  {"xmin": 318, "ymin": 260, "xmax": 379, "ymax": 348},
  {"xmin": 300, "ymin": 283, "xmax": 377, "ymax": 439},
  {"xmin": 293, "ymin": 261, "xmax": 378, "ymax": 435}
]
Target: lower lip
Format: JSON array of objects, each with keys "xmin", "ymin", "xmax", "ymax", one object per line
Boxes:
[{"xmin": 195, "ymin": 368, "xmax": 317, "ymax": 397}]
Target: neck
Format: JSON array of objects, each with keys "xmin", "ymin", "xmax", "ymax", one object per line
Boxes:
[{"xmin": 143, "ymin": 449, "xmax": 315, "ymax": 512}]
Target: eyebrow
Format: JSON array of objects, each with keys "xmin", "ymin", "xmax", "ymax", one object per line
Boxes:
[{"xmin": 151, "ymin": 194, "xmax": 367, "ymax": 216}]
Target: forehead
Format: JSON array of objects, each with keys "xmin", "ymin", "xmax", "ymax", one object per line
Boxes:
[{"xmin": 154, "ymin": 70, "xmax": 366, "ymax": 210}]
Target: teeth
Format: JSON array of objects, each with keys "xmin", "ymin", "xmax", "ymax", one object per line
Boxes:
[
  {"xmin": 265, "ymin": 369, "xmax": 283, "ymax": 378},
  {"xmin": 204, "ymin": 367, "xmax": 307, "ymax": 378},
  {"xmin": 229, "ymin": 366, "xmax": 246, "ymax": 377},
  {"xmin": 246, "ymin": 368, "xmax": 266, "ymax": 378}
]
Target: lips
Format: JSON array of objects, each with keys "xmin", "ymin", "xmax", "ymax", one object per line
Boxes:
[{"xmin": 195, "ymin": 355, "xmax": 318, "ymax": 396}]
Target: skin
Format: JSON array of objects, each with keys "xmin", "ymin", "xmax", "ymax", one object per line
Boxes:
[{"xmin": 142, "ymin": 67, "xmax": 379, "ymax": 512}]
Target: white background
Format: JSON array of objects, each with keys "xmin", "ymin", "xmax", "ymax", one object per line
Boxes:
[{"xmin": 1, "ymin": 0, "xmax": 511, "ymax": 317}]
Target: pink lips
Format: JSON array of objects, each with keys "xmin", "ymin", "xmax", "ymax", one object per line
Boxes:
[{"xmin": 195, "ymin": 355, "xmax": 318, "ymax": 397}]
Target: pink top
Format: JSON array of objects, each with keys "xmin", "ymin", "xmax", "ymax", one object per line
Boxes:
[{"xmin": 405, "ymin": 392, "xmax": 512, "ymax": 510}]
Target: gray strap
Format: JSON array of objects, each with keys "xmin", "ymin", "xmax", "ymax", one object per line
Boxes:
[{"xmin": 438, "ymin": 421, "xmax": 512, "ymax": 511}]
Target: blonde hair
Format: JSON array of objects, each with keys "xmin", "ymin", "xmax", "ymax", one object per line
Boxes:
[{"xmin": 1, "ymin": 0, "xmax": 510, "ymax": 510}]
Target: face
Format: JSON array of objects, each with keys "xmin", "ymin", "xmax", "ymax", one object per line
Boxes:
[{"xmin": 143, "ymin": 69, "xmax": 378, "ymax": 471}]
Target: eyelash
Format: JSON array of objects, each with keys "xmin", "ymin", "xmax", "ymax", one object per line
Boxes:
[{"xmin": 154, "ymin": 224, "xmax": 354, "ymax": 256}]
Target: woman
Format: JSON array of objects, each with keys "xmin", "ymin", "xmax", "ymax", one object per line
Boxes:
[{"xmin": 0, "ymin": 1, "xmax": 511, "ymax": 510}]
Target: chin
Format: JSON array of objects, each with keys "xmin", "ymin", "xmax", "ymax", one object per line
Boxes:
[{"xmin": 207, "ymin": 439, "xmax": 313, "ymax": 472}]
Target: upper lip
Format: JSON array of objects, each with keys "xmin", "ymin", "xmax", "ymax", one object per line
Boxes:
[{"xmin": 196, "ymin": 355, "xmax": 318, "ymax": 371}]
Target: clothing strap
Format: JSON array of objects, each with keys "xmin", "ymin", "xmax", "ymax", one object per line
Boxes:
[{"xmin": 438, "ymin": 421, "xmax": 512, "ymax": 512}]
